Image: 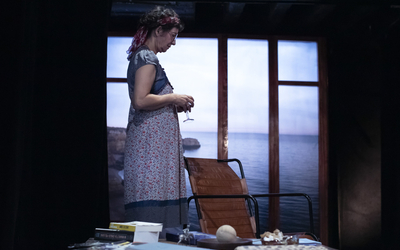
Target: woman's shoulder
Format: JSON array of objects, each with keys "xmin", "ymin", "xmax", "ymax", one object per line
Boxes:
[{"xmin": 134, "ymin": 46, "xmax": 159, "ymax": 66}]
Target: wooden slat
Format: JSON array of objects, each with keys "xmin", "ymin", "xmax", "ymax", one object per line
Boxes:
[
  {"xmin": 107, "ymin": 77, "xmax": 127, "ymax": 83},
  {"xmin": 186, "ymin": 157, "xmax": 256, "ymax": 238},
  {"xmin": 268, "ymin": 37, "xmax": 280, "ymax": 231},
  {"xmin": 279, "ymin": 80, "xmax": 319, "ymax": 86},
  {"xmin": 218, "ymin": 35, "xmax": 228, "ymax": 159}
]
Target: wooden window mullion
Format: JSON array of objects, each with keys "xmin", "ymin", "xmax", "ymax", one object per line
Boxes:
[
  {"xmin": 269, "ymin": 37, "xmax": 280, "ymax": 230},
  {"xmin": 218, "ymin": 35, "xmax": 228, "ymax": 159}
]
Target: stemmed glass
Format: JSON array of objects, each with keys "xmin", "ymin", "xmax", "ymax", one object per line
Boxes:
[{"xmin": 183, "ymin": 111, "xmax": 194, "ymax": 123}]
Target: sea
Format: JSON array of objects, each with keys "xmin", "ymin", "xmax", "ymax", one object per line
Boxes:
[{"xmin": 181, "ymin": 131, "xmax": 320, "ymax": 236}]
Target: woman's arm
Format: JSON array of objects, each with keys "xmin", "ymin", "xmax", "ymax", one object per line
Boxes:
[{"xmin": 133, "ymin": 64, "xmax": 194, "ymax": 111}]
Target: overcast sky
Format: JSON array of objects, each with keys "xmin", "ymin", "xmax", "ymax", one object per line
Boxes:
[{"xmin": 106, "ymin": 37, "xmax": 318, "ymax": 135}]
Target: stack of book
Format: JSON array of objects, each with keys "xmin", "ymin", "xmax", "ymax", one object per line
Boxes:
[
  {"xmin": 94, "ymin": 228, "xmax": 135, "ymax": 242},
  {"xmin": 94, "ymin": 221, "xmax": 163, "ymax": 243}
]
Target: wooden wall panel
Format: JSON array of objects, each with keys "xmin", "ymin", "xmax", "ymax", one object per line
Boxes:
[{"xmin": 318, "ymin": 37, "xmax": 329, "ymax": 245}]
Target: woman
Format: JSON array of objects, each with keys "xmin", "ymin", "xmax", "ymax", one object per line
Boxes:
[{"xmin": 123, "ymin": 6, "xmax": 193, "ymax": 236}]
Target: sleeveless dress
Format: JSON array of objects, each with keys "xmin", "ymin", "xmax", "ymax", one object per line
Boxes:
[{"xmin": 124, "ymin": 45, "xmax": 188, "ymax": 228}]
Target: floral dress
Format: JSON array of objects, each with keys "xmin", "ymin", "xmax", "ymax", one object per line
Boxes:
[{"xmin": 124, "ymin": 45, "xmax": 188, "ymax": 228}]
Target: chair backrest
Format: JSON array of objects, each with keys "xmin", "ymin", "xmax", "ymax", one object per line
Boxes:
[{"xmin": 185, "ymin": 157, "xmax": 256, "ymax": 238}]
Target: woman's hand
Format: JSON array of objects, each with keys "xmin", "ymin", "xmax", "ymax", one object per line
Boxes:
[
  {"xmin": 176, "ymin": 106, "xmax": 185, "ymax": 113},
  {"xmin": 173, "ymin": 94, "xmax": 194, "ymax": 112}
]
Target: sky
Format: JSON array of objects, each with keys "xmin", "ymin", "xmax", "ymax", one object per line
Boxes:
[{"xmin": 106, "ymin": 37, "xmax": 319, "ymax": 135}]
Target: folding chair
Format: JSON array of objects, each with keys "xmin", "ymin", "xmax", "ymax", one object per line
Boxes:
[{"xmin": 185, "ymin": 157, "xmax": 317, "ymax": 240}]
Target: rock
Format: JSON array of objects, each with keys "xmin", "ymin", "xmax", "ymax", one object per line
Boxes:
[
  {"xmin": 108, "ymin": 153, "xmax": 116, "ymax": 166},
  {"xmin": 107, "ymin": 127, "xmax": 126, "ymax": 154},
  {"xmin": 182, "ymin": 137, "xmax": 201, "ymax": 150},
  {"xmin": 108, "ymin": 168, "xmax": 124, "ymax": 196}
]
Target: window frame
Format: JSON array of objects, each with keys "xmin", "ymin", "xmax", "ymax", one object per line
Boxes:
[{"xmin": 106, "ymin": 33, "xmax": 329, "ymax": 244}]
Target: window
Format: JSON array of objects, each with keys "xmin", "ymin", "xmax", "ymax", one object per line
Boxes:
[
  {"xmin": 278, "ymin": 85, "xmax": 319, "ymax": 233},
  {"xmin": 278, "ymin": 41, "xmax": 318, "ymax": 82},
  {"xmin": 228, "ymin": 38, "xmax": 270, "ymax": 233},
  {"xmin": 277, "ymin": 40, "xmax": 320, "ymax": 233},
  {"xmin": 106, "ymin": 35, "xmax": 328, "ymax": 241},
  {"xmin": 158, "ymin": 38, "xmax": 219, "ymax": 230},
  {"xmin": 106, "ymin": 37, "xmax": 131, "ymax": 222}
]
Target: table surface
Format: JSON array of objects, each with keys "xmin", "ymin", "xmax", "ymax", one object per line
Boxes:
[
  {"xmin": 156, "ymin": 239, "xmax": 337, "ymax": 250},
  {"xmin": 70, "ymin": 236, "xmax": 335, "ymax": 249},
  {"xmin": 75, "ymin": 238, "xmax": 335, "ymax": 250}
]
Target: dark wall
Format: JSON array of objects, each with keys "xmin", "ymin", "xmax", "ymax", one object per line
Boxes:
[
  {"xmin": 327, "ymin": 19, "xmax": 400, "ymax": 249},
  {"xmin": 328, "ymin": 36, "xmax": 382, "ymax": 249},
  {"xmin": 380, "ymin": 24, "xmax": 400, "ymax": 250},
  {"xmin": 2, "ymin": 1, "xmax": 111, "ymax": 250}
]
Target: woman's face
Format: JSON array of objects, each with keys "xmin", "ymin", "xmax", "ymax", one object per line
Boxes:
[{"xmin": 156, "ymin": 27, "xmax": 179, "ymax": 53}]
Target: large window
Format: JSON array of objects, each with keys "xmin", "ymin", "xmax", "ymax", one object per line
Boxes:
[
  {"xmin": 106, "ymin": 35, "xmax": 328, "ymax": 241},
  {"xmin": 277, "ymin": 41, "xmax": 320, "ymax": 233},
  {"xmin": 158, "ymin": 38, "xmax": 219, "ymax": 230},
  {"xmin": 228, "ymin": 38, "xmax": 270, "ymax": 233}
]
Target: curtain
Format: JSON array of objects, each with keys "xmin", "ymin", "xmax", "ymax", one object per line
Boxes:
[{"xmin": 1, "ymin": 1, "xmax": 111, "ymax": 249}]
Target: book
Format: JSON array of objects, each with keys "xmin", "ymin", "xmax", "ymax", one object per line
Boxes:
[
  {"xmin": 109, "ymin": 221, "xmax": 163, "ymax": 232},
  {"xmin": 94, "ymin": 228, "xmax": 134, "ymax": 241}
]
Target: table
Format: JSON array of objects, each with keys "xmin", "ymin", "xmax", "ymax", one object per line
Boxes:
[
  {"xmin": 152, "ymin": 239, "xmax": 337, "ymax": 250},
  {"xmin": 125, "ymin": 241, "xmax": 337, "ymax": 250},
  {"xmin": 70, "ymin": 238, "xmax": 336, "ymax": 249}
]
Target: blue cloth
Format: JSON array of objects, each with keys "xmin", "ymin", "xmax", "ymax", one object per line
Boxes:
[{"xmin": 127, "ymin": 45, "xmax": 170, "ymax": 95}]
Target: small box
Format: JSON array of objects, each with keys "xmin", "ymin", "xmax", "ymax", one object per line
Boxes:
[{"xmin": 109, "ymin": 221, "xmax": 163, "ymax": 243}]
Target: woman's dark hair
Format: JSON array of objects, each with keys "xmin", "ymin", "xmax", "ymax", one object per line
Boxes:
[
  {"xmin": 139, "ymin": 6, "xmax": 184, "ymax": 37},
  {"xmin": 126, "ymin": 6, "xmax": 184, "ymax": 59}
]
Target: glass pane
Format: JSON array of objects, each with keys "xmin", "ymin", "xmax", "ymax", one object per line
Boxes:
[
  {"xmin": 228, "ymin": 38, "xmax": 269, "ymax": 233},
  {"xmin": 278, "ymin": 41, "xmax": 318, "ymax": 82},
  {"xmin": 278, "ymin": 85, "xmax": 319, "ymax": 235},
  {"xmin": 107, "ymin": 37, "xmax": 131, "ymax": 78},
  {"xmin": 158, "ymin": 38, "xmax": 218, "ymax": 231},
  {"xmin": 107, "ymin": 83, "xmax": 129, "ymax": 128},
  {"xmin": 157, "ymin": 38, "xmax": 218, "ymax": 133}
]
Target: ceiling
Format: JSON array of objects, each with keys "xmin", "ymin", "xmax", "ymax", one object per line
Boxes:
[{"xmin": 109, "ymin": 1, "xmax": 400, "ymax": 39}]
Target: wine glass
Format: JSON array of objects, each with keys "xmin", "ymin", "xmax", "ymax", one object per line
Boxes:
[{"xmin": 183, "ymin": 111, "xmax": 194, "ymax": 123}]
